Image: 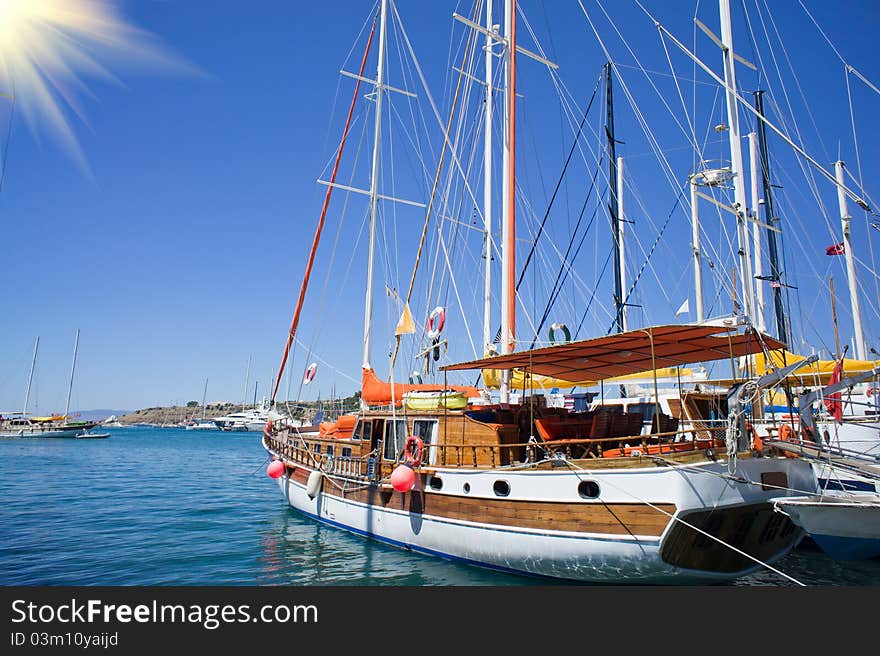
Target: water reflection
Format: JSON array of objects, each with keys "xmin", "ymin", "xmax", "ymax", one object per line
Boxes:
[{"xmin": 258, "ymin": 507, "xmax": 548, "ymax": 586}]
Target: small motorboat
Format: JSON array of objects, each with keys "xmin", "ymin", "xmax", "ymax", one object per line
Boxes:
[{"xmin": 774, "ymin": 494, "xmax": 880, "ymax": 560}]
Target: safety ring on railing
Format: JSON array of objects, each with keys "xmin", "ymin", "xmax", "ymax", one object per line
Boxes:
[
  {"xmin": 409, "ymin": 371, "xmax": 423, "ymax": 384},
  {"xmin": 549, "ymin": 322, "xmax": 571, "ymax": 344},
  {"xmin": 427, "ymin": 306, "xmax": 446, "ymax": 339},
  {"xmin": 303, "ymin": 362, "xmax": 317, "ymax": 385}
]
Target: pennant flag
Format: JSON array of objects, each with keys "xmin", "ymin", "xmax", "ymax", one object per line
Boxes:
[
  {"xmin": 826, "ymin": 243, "xmax": 845, "ymax": 256},
  {"xmin": 675, "ymin": 299, "xmax": 690, "ymax": 317},
  {"xmin": 395, "ymin": 302, "xmax": 415, "ymax": 336},
  {"xmin": 770, "ymin": 280, "xmax": 782, "ymax": 288}
]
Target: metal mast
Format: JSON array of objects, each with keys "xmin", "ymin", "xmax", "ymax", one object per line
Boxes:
[
  {"xmin": 500, "ymin": 0, "xmax": 516, "ymax": 403},
  {"xmin": 617, "ymin": 155, "xmax": 627, "ymax": 331},
  {"xmin": 753, "ymin": 90, "xmax": 787, "ymax": 344},
  {"xmin": 22, "ymin": 336, "xmax": 39, "ymax": 417},
  {"xmin": 63, "ymin": 329, "xmax": 80, "ymax": 421},
  {"xmin": 689, "ymin": 178, "xmax": 705, "ymax": 322},
  {"xmin": 483, "ymin": 0, "xmax": 495, "ymax": 355},
  {"xmin": 362, "ymin": 0, "xmax": 389, "ymax": 370},
  {"xmin": 747, "ymin": 131, "xmax": 766, "ymax": 332},
  {"xmin": 606, "ymin": 63, "xmax": 624, "ymax": 334},
  {"xmin": 719, "ymin": 0, "xmax": 756, "ymax": 324},
  {"xmin": 835, "ymin": 160, "xmax": 867, "ymax": 361}
]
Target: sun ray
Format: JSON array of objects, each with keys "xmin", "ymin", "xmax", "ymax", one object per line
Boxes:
[{"xmin": 0, "ymin": 0, "xmax": 196, "ymax": 173}]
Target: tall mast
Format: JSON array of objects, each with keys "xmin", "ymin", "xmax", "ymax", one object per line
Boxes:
[
  {"xmin": 483, "ymin": 0, "xmax": 495, "ymax": 355},
  {"xmin": 617, "ymin": 155, "xmax": 627, "ymax": 331},
  {"xmin": 500, "ymin": 0, "xmax": 516, "ymax": 403},
  {"xmin": 718, "ymin": 0, "xmax": 756, "ymax": 325},
  {"xmin": 689, "ymin": 178, "xmax": 705, "ymax": 322},
  {"xmin": 835, "ymin": 160, "xmax": 867, "ymax": 361},
  {"xmin": 362, "ymin": 0, "xmax": 389, "ymax": 370},
  {"xmin": 201, "ymin": 377, "xmax": 208, "ymax": 420},
  {"xmin": 63, "ymin": 328, "xmax": 80, "ymax": 421},
  {"xmin": 22, "ymin": 336, "xmax": 39, "ymax": 416},
  {"xmin": 243, "ymin": 355, "xmax": 251, "ymax": 411},
  {"xmin": 753, "ymin": 90, "xmax": 787, "ymax": 344},
  {"xmin": 747, "ymin": 131, "xmax": 766, "ymax": 331},
  {"xmin": 606, "ymin": 63, "xmax": 623, "ymax": 334}
]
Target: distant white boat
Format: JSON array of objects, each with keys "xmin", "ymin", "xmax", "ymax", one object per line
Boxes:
[
  {"xmin": 212, "ymin": 402, "xmax": 287, "ymax": 432},
  {"xmin": 185, "ymin": 418, "xmax": 218, "ymax": 431}
]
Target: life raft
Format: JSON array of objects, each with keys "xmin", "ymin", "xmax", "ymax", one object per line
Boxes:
[{"xmin": 404, "ymin": 390, "xmax": 467, "ymax": 411}]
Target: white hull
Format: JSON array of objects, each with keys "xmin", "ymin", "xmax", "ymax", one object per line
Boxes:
[
  {"xmin": 775, "ymin": 495, "xmax": 880, "ymax": 560},
  {"xmin": 274, "ymin": 456, "xmax": 815, "ymax": 583},
  {"xmin": 0, "ymin": 427, "xmax": 94, "ymax": 438}
]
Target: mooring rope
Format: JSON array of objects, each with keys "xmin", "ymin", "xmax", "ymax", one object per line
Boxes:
[{"xmin": 563, "ymin": 458, "xmax": 805, "ymax": 586}]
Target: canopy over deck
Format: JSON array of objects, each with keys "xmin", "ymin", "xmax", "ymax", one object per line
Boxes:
[{"xmin": 442, "ymin": 324, "xmax": 784, "ymax": 384}]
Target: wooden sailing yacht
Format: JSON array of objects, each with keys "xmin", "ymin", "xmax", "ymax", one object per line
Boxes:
[{"xmin": 263, "ymin": 0, "xmax": 820, "ymax": 584}]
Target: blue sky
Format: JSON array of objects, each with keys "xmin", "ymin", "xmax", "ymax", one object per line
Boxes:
[{"xmin": 1, "ymin": 0, "xmax": 878, "ymax": 413}]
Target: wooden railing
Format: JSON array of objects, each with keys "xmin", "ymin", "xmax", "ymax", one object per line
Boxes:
[{"xmin": 266, "ymin": 423, "xmax": 733, "ymax": 473}]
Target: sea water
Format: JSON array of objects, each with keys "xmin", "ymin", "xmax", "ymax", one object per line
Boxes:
[{"xmin": 1, "ymin": 427, "xmax": 877, "ymax": 586}]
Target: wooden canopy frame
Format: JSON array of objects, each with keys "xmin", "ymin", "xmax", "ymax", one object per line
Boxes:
[{"xmin": 442, "ymin": 324, "xmax": 784, "ymax": 384}]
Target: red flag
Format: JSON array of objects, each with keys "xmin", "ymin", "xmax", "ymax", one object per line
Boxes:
[
  {"xmin": 770, "ymin": 281, "xmax": 782, "ymax": 288},
  {"xmin": 826, "ymin": 243, "xmax": 845, "ymax": 256},
  {"xmin": 824, "ymin": 353, "xmax": 845, "ymax": 422}
]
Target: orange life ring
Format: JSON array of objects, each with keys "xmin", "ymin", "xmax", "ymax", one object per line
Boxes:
[
  {"xmin": 427, "ymin": 306, "xmax": 446, "ymax": 339},
  {"xmin": 403, "ymin": 435, "xmax": 424, "ymax": 467}
]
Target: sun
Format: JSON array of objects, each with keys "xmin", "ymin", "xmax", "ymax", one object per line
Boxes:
[{"xmin": 0, "ymin": 0, "xmax": 189, "ymax": 173}]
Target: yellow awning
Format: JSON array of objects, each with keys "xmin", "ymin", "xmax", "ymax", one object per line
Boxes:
[
  {"xmin": 481, "ymin": 366, "xmax": 692, "ymax": 390},
  {"xmin": 752, "ymin": 349, "xmax": 880, "ymax": 386}
]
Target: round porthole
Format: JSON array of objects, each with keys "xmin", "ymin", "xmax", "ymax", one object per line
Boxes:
[
  {"xmin": 429, "ymin": 476, "xmax": 443, "ymax": 491},
  {"xmin": 578, "ymin": 480, "xmax": 600, "ymax": 499},
  {"xmin": 463, "ymin": 482, "xmax": 471, "ymax": 493},
  {"xmin": 493, "ymin": 480, "xmax": 511, "ymax": 497}
]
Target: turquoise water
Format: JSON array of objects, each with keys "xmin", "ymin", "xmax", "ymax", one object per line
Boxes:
[{"xmin": 1, "ymin": 427, "xmax": 877, "ymax": 586}]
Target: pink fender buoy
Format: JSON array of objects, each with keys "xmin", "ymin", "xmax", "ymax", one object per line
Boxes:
[
  {"xmin": 267, "ymin": 460, "xmax": 285, "ymax": 479},
  {"xmin": 389, "ymin": 463, "xmax": 415, "ymax": 492}
]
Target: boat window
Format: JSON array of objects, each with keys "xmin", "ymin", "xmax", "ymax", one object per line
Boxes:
[
  {"xmin": 326, "ymin": 445, "xmax": 334, "ymax": 456},
  {"xmin": 578, "ymin": 480, "xmax": 600, "ymax": 499},
  {"xmin": 493, "ymin": 480, "xmax": 511, "ymax": 497},
  {"xmin": 382, "ymin": 419, "xmax": 408, "ymax": 460},
  {"xmin": 412, "ymin": 419, "xmax": 438, "ymax": 465},
  {"xmin": 352, "ymin": 418, "xmax": 371, "ymax": 442},
  {"xmin": 428, "ymin": 476, "xmax": 443, "ymax": 490},
  {"xmin": 313, "ymin": 443, "xmax": 321, "ymax": 454},
  {"xmin": 341, "ymin": 447, "xmax": 352, "ymax": 458}
]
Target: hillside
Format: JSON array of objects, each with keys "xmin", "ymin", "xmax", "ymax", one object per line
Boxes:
[{"xmin": 115, "ymin": 393, "xmax": 362, "ymax": 425}]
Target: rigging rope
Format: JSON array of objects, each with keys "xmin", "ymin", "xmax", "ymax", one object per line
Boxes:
[
  {"xmin": 389, "ymin": 0, "xmax": 482, "ymax": 370},
  {"xmin": 271, "ymin": 16, "xmax": 378, "ymax": 403}
]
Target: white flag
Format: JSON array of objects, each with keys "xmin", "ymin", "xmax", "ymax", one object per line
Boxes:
[{"xmin": 675, "ymin": 299, "xmax": 689, "ymax": 317}]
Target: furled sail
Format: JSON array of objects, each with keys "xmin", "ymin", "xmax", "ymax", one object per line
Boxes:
[{"xmin": 361, "ymin": 368, "xmax": 480, "ymax": 407}]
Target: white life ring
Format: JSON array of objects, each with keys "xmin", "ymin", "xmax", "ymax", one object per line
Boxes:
[
  {"xmin": 427, "ymin": 306, "xmax": 446, "ymax": 339},
  {"xmin": 549, "ymin": 322, "xmax": 571, "ymax": 344},
  {"xmin": 303, "ymin": 362, "xmax": 317, "ymax": 385}
]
